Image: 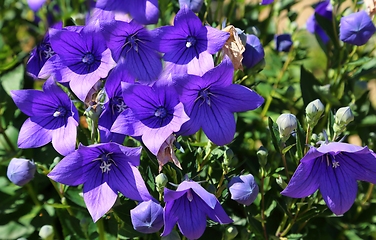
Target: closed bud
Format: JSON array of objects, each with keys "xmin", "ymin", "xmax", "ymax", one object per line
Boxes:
[
  {"xmin": 224, "ymin": 148, "xmax": 236, "ymax": 167},
  {"xmin": 39, "ymin": 225, "xmax": 54, "ymax": 240},
  {"xmin": 155, "ymin": 173, "xmax": 168, "ymax": 192},
  {"xmin": 276, "ymin": 175, "xmax": 287, "ymax": 189},
  {"xmin": 276, "ymin": 113, "xmax": 297, "ymax": 142},
  {"xmin": 257, "ymin": 146, "xmax": 268, "ymax": 167},
  {"xmin": 130, "ymin": 200, "xmax": 164, "ymax": 234},
  {"xmin": 334, "ymin": 107, "xmax": 354, "ymax": 128},
  {"xmin": 225, "ymin": 226, "xmax": 239, "ymax": 240},
  {"xmin": 7, "ymin": 158, "xmax": 36, "ymax": 186},
  {"xmin": 228, "ymin": 174, "xmax": 259, "ymax": 205},
  {"xmin": 305, "ymin": 99, "xmax": 324, "ymax": 126}
]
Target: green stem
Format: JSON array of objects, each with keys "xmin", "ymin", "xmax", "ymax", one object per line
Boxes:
[
  {"xmin": 260, "ymin": 170, "xmax": 268, "ymax": 240},
  {"xmin": 96, "ymin": 218, "xmax": 106, "ymax": 240},
  {"xmin": 305, "ymin": 125, "xmax": 312, "ymax": 154},
  {"xmin": 25, "ymin": 183, "xmax": 41, "ymax": 207},
  {"xmin": 0, "ymin": 124, "xmax": 16, "ymax": 152}
]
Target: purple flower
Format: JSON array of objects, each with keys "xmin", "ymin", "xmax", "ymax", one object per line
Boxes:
[
  {"xmin": 242, "ymin": 34, "xmax": 265, "ymax": 69},
  {"xmin": 306, "ymin": 0, "xmax": 332, "ymax": 44},
  {"xmin": 155, "ymin": 7, "xmax": 229, "ymax": 76},
  {"xmin": 11, "ymin": 79, "xmax": 79, "ymax": 156},
  {"xmin": 7, "ymin": 158, "xmax": 36, "ymax": 186},
  {"xmin": 95, "ymin": 0, "xmax": 159, "ymax": 25},
  {"xmin": 179, "ymin": 0, "xmax": 204, "ymax": 13},
  {"xmin": 101, "ymin": 20, "xmax": 162, "ymax": 84},
  {"xmin": 261, "ymin": 0, "xmax": 274, "ymax": 5},
  {"xmin": 40, "ymin": 26, "xmax": 115, "ymax": 101},
  {"xmin": 111, "ymin": 82, "xmax": 190, "ymax": 155},
  {"xmin": 48, "ymin": 142, "xmax": 153, "ymax": 222},
  {"xmin": 281, "ymin": 142, "xmax": 376, "ymax": 215},
  {"xmin": 130, "ymin": 200, "xmax": 164, "ymax": 233},
  {"xmin": 98, "ymin": 65, "xmax": 134, "ymax": 143},
  {"xmin": 340, "ymin": 10, "xmax": 376, "ymax": 46},
  {"xmin": 162, "ymin": 180, "xmax": 233, "ymax": 239},
  {"xmin": 228, "ymin": 174, "xmax": 259, "ymax": 205},
  {"xmin": 174, "ymin": 57, "xmax": 264, "ymax": 146},
  {"xmin": 27, "ymin": 24, "xmax": 63, "ymax": 79},
  {"xmin": 275, "ymin": 34, "xmax": 293, "ymax": 52}
]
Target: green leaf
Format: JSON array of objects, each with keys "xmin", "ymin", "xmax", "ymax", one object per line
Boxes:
[
  {"xmin": 295, "ymin": 121, "xmax": 305, "ymax": 160},
  {"xmin": 282, "ymin": 144, "xmax": 296, "ymax": 155},
  {"xmin": 0, "ymin": 64, "xmax": 24, "ymax": 95},
  {"xmin": 113, "ymin": 202, "xmax": 143, "ymax": 238},
  {"xmin": 268, "ymin": 117, "xmax": 280, "ymax": 152},
  {"xmin": 300, "ymin": 66, "xmax": 322, "ymax": 107}
]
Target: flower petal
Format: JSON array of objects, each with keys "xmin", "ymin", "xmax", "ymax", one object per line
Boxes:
[
  {"xmin": 51, "ymin": 117, "xmax": 77, "ymax": 156},
  {"xmin": 205, "ymin": 26, "xmax": 229, "ymax": 54},
  {"xmin": 18, "ymin": 117, "xmax": 53, "ymax": 149}
]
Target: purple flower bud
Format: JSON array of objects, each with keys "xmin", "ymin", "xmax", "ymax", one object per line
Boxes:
[
  {"xmin": 130, "ymin": 200, "xmax": 164, "ymax": 234},
  {"xmin": 7, "ymin": 158, "xmax": 36, "ymax": 186},
  {"xmin": 179, "ymin": 0, "xmax": 204, "ymax": 13},
  {"xmin": 274, "ymin": 34, "xmax": 293, "ymax": 52},
  {"xmin": 340, "ymin": 10, "xmax": 376, "ymax": 46},
  {"xmin": 242, "ymin": 34, "xmax": 265, "ymax": 69},
  {"xmin": 228, "ymin": 174, "xmax": 259, "ymax": 205},
  {"xmin": 27, "ymin": 0, "xmax": 47, "ymax": 11}
]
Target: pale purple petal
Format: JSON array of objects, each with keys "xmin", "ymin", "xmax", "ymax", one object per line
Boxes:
[
  {"xmin": 187, "ymin": 52, "xmax": 214, "ymax": 76},
  {"xmin": 205, "ymin": 26, "xmax": 230, "ymax": 54},
  {"xmin": 27, "ymin": 0, "xmax": 46, "ymax": 11},
  {"xmin": 130, "ymin": 200, "xmax": 164, "ymax": 233},
  {"xmin": 18, "ymin": 117, "xmax": 53, "ymax": 149},
  {"xmin": 51, "ymin": 117, "xmax": 77, "ymax": 156},
  {"xmin": 11, "ymin": 90, "xmax": 55, "ymax": 116},
  {"xmin": 177, "ymin": 181, "xmax": 217, "ymax": 209},
  {"xmin": 83, "ymin": 181, "xmax": 118, "ymax": 222}
]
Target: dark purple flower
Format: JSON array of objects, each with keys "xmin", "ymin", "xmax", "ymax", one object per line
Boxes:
[
  {"xmin": 281, "ymin": 142, "xmax": 376, "ymax": 215},
  {"xmin": 11, "ymin": 79, "xmax": 79, "ymax": 156},
  {"xmin": 40, "ymin": 26, "xmax": 115, "ymax": 101},
  {"xmin": 48, "ymin": 142, "xmax": 153, "ymax": 222},
  {"xmin": 27, "ymin": 24, "xmax": 63, "ymax": 79},
  {"xmin": 111, "ymin": 82, "xmax": 190, "ymax": 155},
  {"xmin": 261, "ymin": 0, "xmax": 273, "ymax": 5},
  {"xmin": 275, "ymin": 34, "xmax": 293, "ymax": 52},
  {"xmin": 242, "ymin": 34, "xmax": 265, "ymax": 69},
  {"xmin": 95, "ymin": 0, "xmax": 159, "ymax": 25},
  {"xmin": 98, "ymin": 64, "xmax": 134, "ymax": 143},
  {"xmin": 173, "ymin": 57, "xmax": 264, "ymax": 146},
  {"xmin": 101, "ymin": 20, "xmax": 162, "ymax": 84},
  {"xmin": 162, "ymin": 180, "xmax": 233, "ymax": 239},
  {"xmin": 179, "ymin": 0, "xmax": 204, "ymax": 13},
  {"xmin": 340, "ymin": 10, "xmax": 376, "ymax": 46},
  {"xmin": 7, "ymin": 158, "xmax": 36, "ymax": 186},
  {"xmin": 228, "ymin": 174, "xmax": 259, "ymax": 205},
  {"xmin": 155, "ymin": 7, "xmax": 229, "ymax": 76},
  {"xmin": 306, "ymin": 0, "xmax": 332, "ymax": 44},
  {"xmin": 130, "ymin": 200, "xmax": 164, "ymax": 233}
]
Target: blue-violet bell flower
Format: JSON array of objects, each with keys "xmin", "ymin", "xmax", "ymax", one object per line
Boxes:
[
  {"xmin": 228, "ymin": 174, "xmax": 259, "ymax": 206},
  {"xmin": 275, "ymin": 34, "xmax": 293, "ymax": 52},
  {"xmin": 261, "ymin": 0, "xmax": 274, "ymax": 5},
  {"xmin": 162, "ymin": 180, "xmax": 233, "ymax": 239},
  {"xmin": 11, "ymin": 79, "xmax": 79, "ymax": 156},
  {"xmin": 111, "ymin": 82, "xmax": 190, "ymax": 156},
  {"xmin": 95, "ymin": 0, "xmax": 159, "ymax": 25},
  {"xmin": 339, "ymin": 10, "xmax": 376, "ymax": 46},
  {"xmin": 281, "ymin": 142, "xmax": 376, "ymax": 215},
  {"xmin": 7, "ymin": 158, "xmax": 36, "ymax": 186},
  {"xmin": 130, "ymin": 200, "xmax": 164, "ymax": 233},
  {"xmin": 155, "ymin": 7, "xmax": 229, "ymax": 76},
  {"xmin": 306, "ymin": 0, "xmax": 332, "ymax": 44},
  {"xmin": 242, "ymin": 34, "xmax": 265, "ymax": 69},
  {"xmin": 179, "ymin": 0, "xmax": 204, "ymax": 13},
  {"xmin": 39, "ymin": 26, "xmax": 115, "ymax": 101},
  {"xmin": 173, "ymin": 57, "xmax": 264, "ymax": 146},
  {"xmin": 100, "ymin": 20, "xmax": 162, "ymax": 84},
  {"xmin": 48, "ymin": 142, "xmax": 153, "ymax": 222}
]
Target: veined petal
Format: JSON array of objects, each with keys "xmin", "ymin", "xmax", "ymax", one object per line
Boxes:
[
  {"xmin": 281, "ymin": 147, "xmax": 323, "ymax": 198},
  {"xmin": 206, "ymin": 26, "xmax": 230, "ymax": 54},
  {"xmin": 11, "ymin": 90, "xmax": 56, "ymax": 116},
  {"xmin": 128, "ymin": 0, "xmax": 159, "ymax": 25},
  {"xmin": 174, "ymin": 7, "xmax": 204, "ymax": 36},
  {"xmin": 319, "ymin": 157, "xmax": 358, "ymax": 215},
  {"xmin": 187, "ymin": 52, "xmax": 214, "ymax": 76},
  {"xmin": 109, "ymin": 161, "xmax": 152, "ymax": 201},
  {"xmin": 51, "ymin": 117, "xmax": 77, "ymax": 156},
  {"xmin": 201, "ymin": 103, "xmax": 236, "ymax": 145},
  {"xmin": 202, "ymin": 57, "xmax": 234, "ymax": 87},
  {"xmin": 111, "ymin": 108, "xmax": 144, "ymax": 136},
  {"xmin": 18, "ymin": 117, "xmax": 53, "ymax": 149},
  {"xmin": 213, "ymin": 84, "xmax": 264, "ymax": 112},
  {"xmin": 177, "ymin": 181, "xmax": 217, "ymax": 209},
  {"xmin": 47, "ymin": 151, "xmax": 87, "ymax": 185},
  {"xmin": 176, "ymin": 194, "xmax": 207, "ymax": 239},
  {"xmin": 83, "ymin": 180, "xmax": 118, "ymax": 222}
]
